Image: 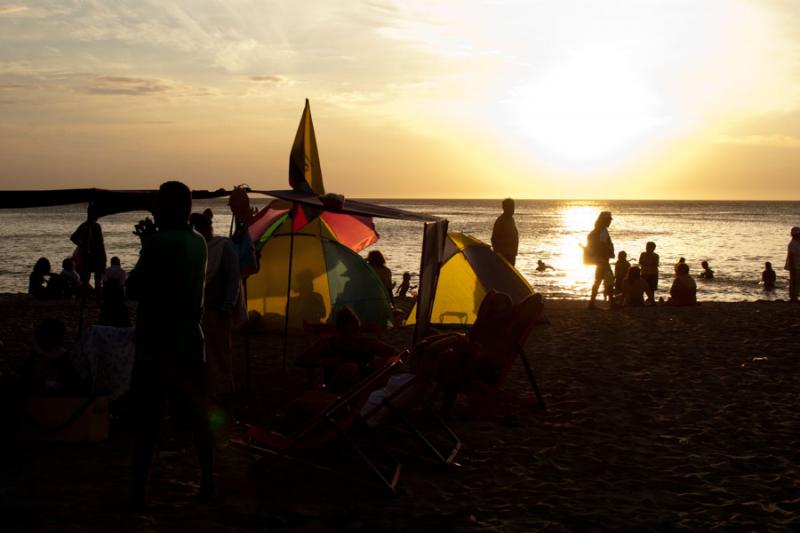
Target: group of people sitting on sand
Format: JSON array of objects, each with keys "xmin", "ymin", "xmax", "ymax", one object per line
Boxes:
[{"xmin": 606, "ymin": 243, "xmax": 704, "ymax": 307}]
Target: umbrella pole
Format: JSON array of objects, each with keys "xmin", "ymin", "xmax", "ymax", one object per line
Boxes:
[
  {"xmin": 77, "ymin": 208, "xmax": 92, "ymax": 337},
  {"xmin": 230, "ymin": 219, "xmax": 251, "ymax": 400},
  {"xmin": 281, "ymin": 207, "xmax": 296, "ymax": 373}
]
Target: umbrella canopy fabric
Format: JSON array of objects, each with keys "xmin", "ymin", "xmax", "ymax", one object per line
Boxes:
[
  {"xmin": 246, "ymin": 233, "xmax": 392, "ymax": 332},
  {"xmin": 407, "ymin": 232, "xmax": 533, "ymax": 327},
  {"xmin": 248, "ymin": 199, "xmax": 378, "ymax": 253}
]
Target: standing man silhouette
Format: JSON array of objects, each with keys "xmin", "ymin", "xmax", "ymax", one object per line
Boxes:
[
  {"xmin": 127, "ymin": 181, "xmax": 213, "ymax": 510},
  {"xmin": 491, "ymin": 198, "xmax": 519, "ymax": 266}
]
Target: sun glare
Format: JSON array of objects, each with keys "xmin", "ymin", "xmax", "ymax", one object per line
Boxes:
[{"xmin": 506, "ymin": 49, "xmax": 666, "ymax": 165}]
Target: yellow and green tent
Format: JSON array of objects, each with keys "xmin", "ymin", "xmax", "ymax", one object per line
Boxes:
[
  {"xmin": 246, "ymin": 233, "xmax": 393, "ymax": 332},
  {"xmin": 408, "ymin": 232, "xmax": 533, "ymax": 327}
]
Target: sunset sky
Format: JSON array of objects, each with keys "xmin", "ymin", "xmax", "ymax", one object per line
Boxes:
[{"xmin": 1, "ymin": 1, "xmax": 799, "ymax": 199}]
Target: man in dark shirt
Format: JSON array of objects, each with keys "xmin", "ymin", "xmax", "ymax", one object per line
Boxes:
[
  {"xmin": 491, "ymin": 198, "xmax": 519, "ymax": 266},
  {"xmin": 127, "ymin": 181, "xmax": 212, "ymax": 510}
]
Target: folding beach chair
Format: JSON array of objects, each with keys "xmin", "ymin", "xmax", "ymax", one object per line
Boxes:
[
  {"xmin": 359, "ymin": 359, "xmax": 462, "ymax": 467},
  {"xmin": 464, "ymin": 292, "xmax": 546, "ymax": 416},
  {"xmin": 230, "ymin": 355, "xmax": 403, "ymax": 494}
]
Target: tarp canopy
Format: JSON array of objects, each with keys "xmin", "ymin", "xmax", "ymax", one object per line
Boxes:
[
  {"xmin": 0, "ymin": 188, "xmax": 232, "ymax": 219},
  {"xmin": 247, "ymin": 233, "xmax": 393, "ymax": 332},
  {"xmin": 253, "ymin": 189, "xmax": 439, "ymax": 223},
  {"xmin": 408, "ymin": 232, "xmax": 533, "ymax": 327}
]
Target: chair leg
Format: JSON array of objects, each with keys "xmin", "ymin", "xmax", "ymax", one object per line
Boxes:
[
  {"xmin": 518, "ymin": 347, "xmax": 545, "ymax": 410},
  {"xmin": 420, "ymin": 400, "xmax": 462, "ymax": 464},
  {"xmin": 382, "ymin": 398, "xmax": 455, "ymax": 466}
]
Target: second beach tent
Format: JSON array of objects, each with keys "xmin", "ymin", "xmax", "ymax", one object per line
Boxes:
[{"xmin": 408, "ymin": 232, "xmax": 533, "ymax": 327}]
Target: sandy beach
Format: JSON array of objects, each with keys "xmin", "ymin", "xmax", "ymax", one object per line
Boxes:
[{"xmin": 1, "ymin": 293, "xmax": 798, "ymax": 531}]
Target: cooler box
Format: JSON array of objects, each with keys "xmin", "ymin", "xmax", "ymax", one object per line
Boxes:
[{"xmin": 19, "ymin": 395, "xmax": 110, "ymax": 443}]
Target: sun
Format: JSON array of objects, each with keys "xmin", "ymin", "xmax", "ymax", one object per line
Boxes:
[{"xmin": 506, "ymin": 48, "xmax": 665, "ymax": 165}]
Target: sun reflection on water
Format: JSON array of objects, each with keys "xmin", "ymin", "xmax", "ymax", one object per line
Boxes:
[{"xmin": 519, "ymin": 204, "xmax": 602, "ymax": 299}]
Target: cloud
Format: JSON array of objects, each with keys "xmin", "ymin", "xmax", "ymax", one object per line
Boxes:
[
  {"xmin": 712, "ymin": 134, "xmax": 800, "ymax": 148},
  {"xmin": 0, "ymin": 5, "xmax": 28, "ymax": 16},
  {"xmin": 247, "ymin": 75, "xmax": 288, "ymax": 84},
  {"xmin": 84, "ymin": 75, "xmax": 172, "ymax": 96}
]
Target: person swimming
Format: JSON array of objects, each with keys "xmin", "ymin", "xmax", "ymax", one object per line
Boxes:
[
  {"xmin": 700, "ymin": 260, "xmax": 714, "ymax": 280},
  {"xmin": 762, "ymin": 262, "xmax": 776, "ymax": 292},
  {"xmin": 536, "ymin": 260, "xmax": 554, "ymax": 272}
]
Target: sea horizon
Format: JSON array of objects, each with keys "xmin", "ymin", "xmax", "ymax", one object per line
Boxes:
[{"xmin": 2, "ymin": 198, "xmax": 798, "ymax": 301}]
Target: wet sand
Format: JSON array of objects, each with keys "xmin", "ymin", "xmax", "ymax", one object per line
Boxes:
[{"xmin": 1, "ymin": 294, "xmax": 799, "ymax": 531}]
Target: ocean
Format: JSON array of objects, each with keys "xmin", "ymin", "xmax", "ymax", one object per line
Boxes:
[{"xmin": 1, "ymin": 199, "xmax": 798, "ymax": 301}]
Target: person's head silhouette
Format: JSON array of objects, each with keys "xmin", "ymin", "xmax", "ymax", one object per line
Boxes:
[
  {"xmin": 502, "ymin": 198, "xmax": 515, "ymax": 216},
  {"xmin": 596, "ymin": 211, "xmax": 612, "ymax": 229},
  {"xmin": 155, "ymin": 181, "xmax": 192, "ymax": 229}
]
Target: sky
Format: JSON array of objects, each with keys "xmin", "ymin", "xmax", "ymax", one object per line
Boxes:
[{"xmin": 1, "ymin": 0, "xmax": 799, "ymax": 199}]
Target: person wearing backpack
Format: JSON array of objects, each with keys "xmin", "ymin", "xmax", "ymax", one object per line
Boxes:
[{"xmin": 586, "ymin": 211, "xmax": 615, "ymax": 309}]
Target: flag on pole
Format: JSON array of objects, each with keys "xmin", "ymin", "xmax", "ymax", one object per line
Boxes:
[{"xmin": 289, "ymin": 99, "xmax": 326, "ymax": 196}]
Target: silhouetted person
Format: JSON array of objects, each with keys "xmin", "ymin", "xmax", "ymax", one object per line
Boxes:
[
  {"xmin": 786, "ymin": 226, "xmax": 800, "ymax": 302},
  {"xmin": 28, "ymin": 257, "xmax": 51, "ymax": 299},
  {"xmin": 762, "ymin": 262, "xmax": 776, "ymax": 292},
  {"xmin": 104, "ymin": 256, "xmax": 127, "ymax": 289},
  {"xmin": 126, "ymin": 181, "xmax": 212, "ymax": 510},
  {"xmin": 297, "ymin": 306, "xmax": 395, "ymax": 391},
  {"xmin": 396, "ymin": 272, "xmax": 415, "ymax": 298},
  {"xmin": 614, "ymin": 251, "xmax": 630, "ymax": 296},
  {"xmin": 621, "ymin": 266, "xmax": 648, "ymax": 307},
  {"xmin": 290, "ymin": 270, "xmax": 326, "ymax": 326},
  {"xmin": 28, "ymin": 257, "xmax": 67, "ymax": 299},
  {"xmin": 668, "ymin": 263, "xmax": 697, "ymax": 306},
  {"xmin": 70, "ymin": 207, "xmax": 107, "ymax": 293},
  {"xmin": 60, "ymin": 257, "xmax": 81, "ymax": 296},
  {"xmin": 639, "ymin": 241, "xmax": 659, "ymax": 304},
  {"xmin": 190, "ymin": 212, "xmax": 241, "ymax": 398},
  {"xmin": 586, "ymin": 211, "xmax": 614, "ymax": 309},
  {"xmin": 700, "ymin": 260, "xmax": 714, "ymax": 280},
  {"xmin": 674, "ymin": 257, "xmax": 686, "ymax": 274},
  {"xmin": 536, "ymin": 260, "xmax": 554, "ymax": 272},
  {"xmin": 367, "ymin": 250, "xmax": 394, "ymax": 302},
  {"xmin": 202, "ymin": 207, "xmax": 214, "ymax": 221},
  {"xmin": 491, "ymin": 198, "xmax": 519, "ymax": 266},
  {"xmin": 20, "ymin": 319, "xmax": 82, "ymax": 392}
]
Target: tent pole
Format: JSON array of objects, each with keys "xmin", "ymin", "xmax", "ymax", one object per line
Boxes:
[
  {"xmin": 77, "ymin": 205, "xmax": 92, "ymax": 337},
  {"xmin": 243, "ymin": 270, "xmax": 251, "ymax": 400},
  {"xmin": 230, "ymin": 218, "xmax": 251, "ymax": 401},
  {"xmin": 281, "ymin": 206, "xmax": 296, "ymax": 373}
]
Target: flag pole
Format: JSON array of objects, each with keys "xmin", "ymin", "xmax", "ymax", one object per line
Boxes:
[{"xmin": 281, "ymin": 205, "xmax": 296, "ymax": 373}]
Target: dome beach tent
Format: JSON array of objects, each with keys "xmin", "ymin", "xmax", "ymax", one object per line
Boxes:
[
  {"xmin": 407, "ymin": 232, "xmax": 533, "ymax": 327},
  {"xmin": 246, "ymin": 232, "xmax": 393, "ymax": 332}
]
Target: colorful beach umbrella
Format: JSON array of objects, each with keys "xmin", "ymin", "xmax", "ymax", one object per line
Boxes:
[
  {"xmin": 246, "ymin": 233, "xmax": 393, "ymax": 332},
  {"xmin": 248, "ymin": 199, "xmax": 378, "ymax": 253},
  {"xmin": 407, "ymin": 232, "xmax": 533, "ymax": 327}
]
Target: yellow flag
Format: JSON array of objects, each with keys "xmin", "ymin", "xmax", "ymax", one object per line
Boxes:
[{"xmin": 289, "ymin": 99, "xmax": 325, "ymax": 195}]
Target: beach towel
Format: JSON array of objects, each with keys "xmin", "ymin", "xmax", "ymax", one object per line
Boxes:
[{"xmin": 71, "ymin": 325, "xmax": 135, "ymax": 399}]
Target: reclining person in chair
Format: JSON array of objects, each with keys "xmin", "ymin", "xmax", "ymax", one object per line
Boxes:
[
  {"xmin": 412, "ymin": 290, "xmax": 544, "ymax": 418},
  {"xmin": 297, "ymin": 306, "xmax": 397, "ymax": 394}
]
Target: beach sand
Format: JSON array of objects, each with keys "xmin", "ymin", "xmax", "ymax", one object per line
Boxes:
[{"xmin": 1, "ymin": 294, "xmax": 798, "ymax": 531}]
